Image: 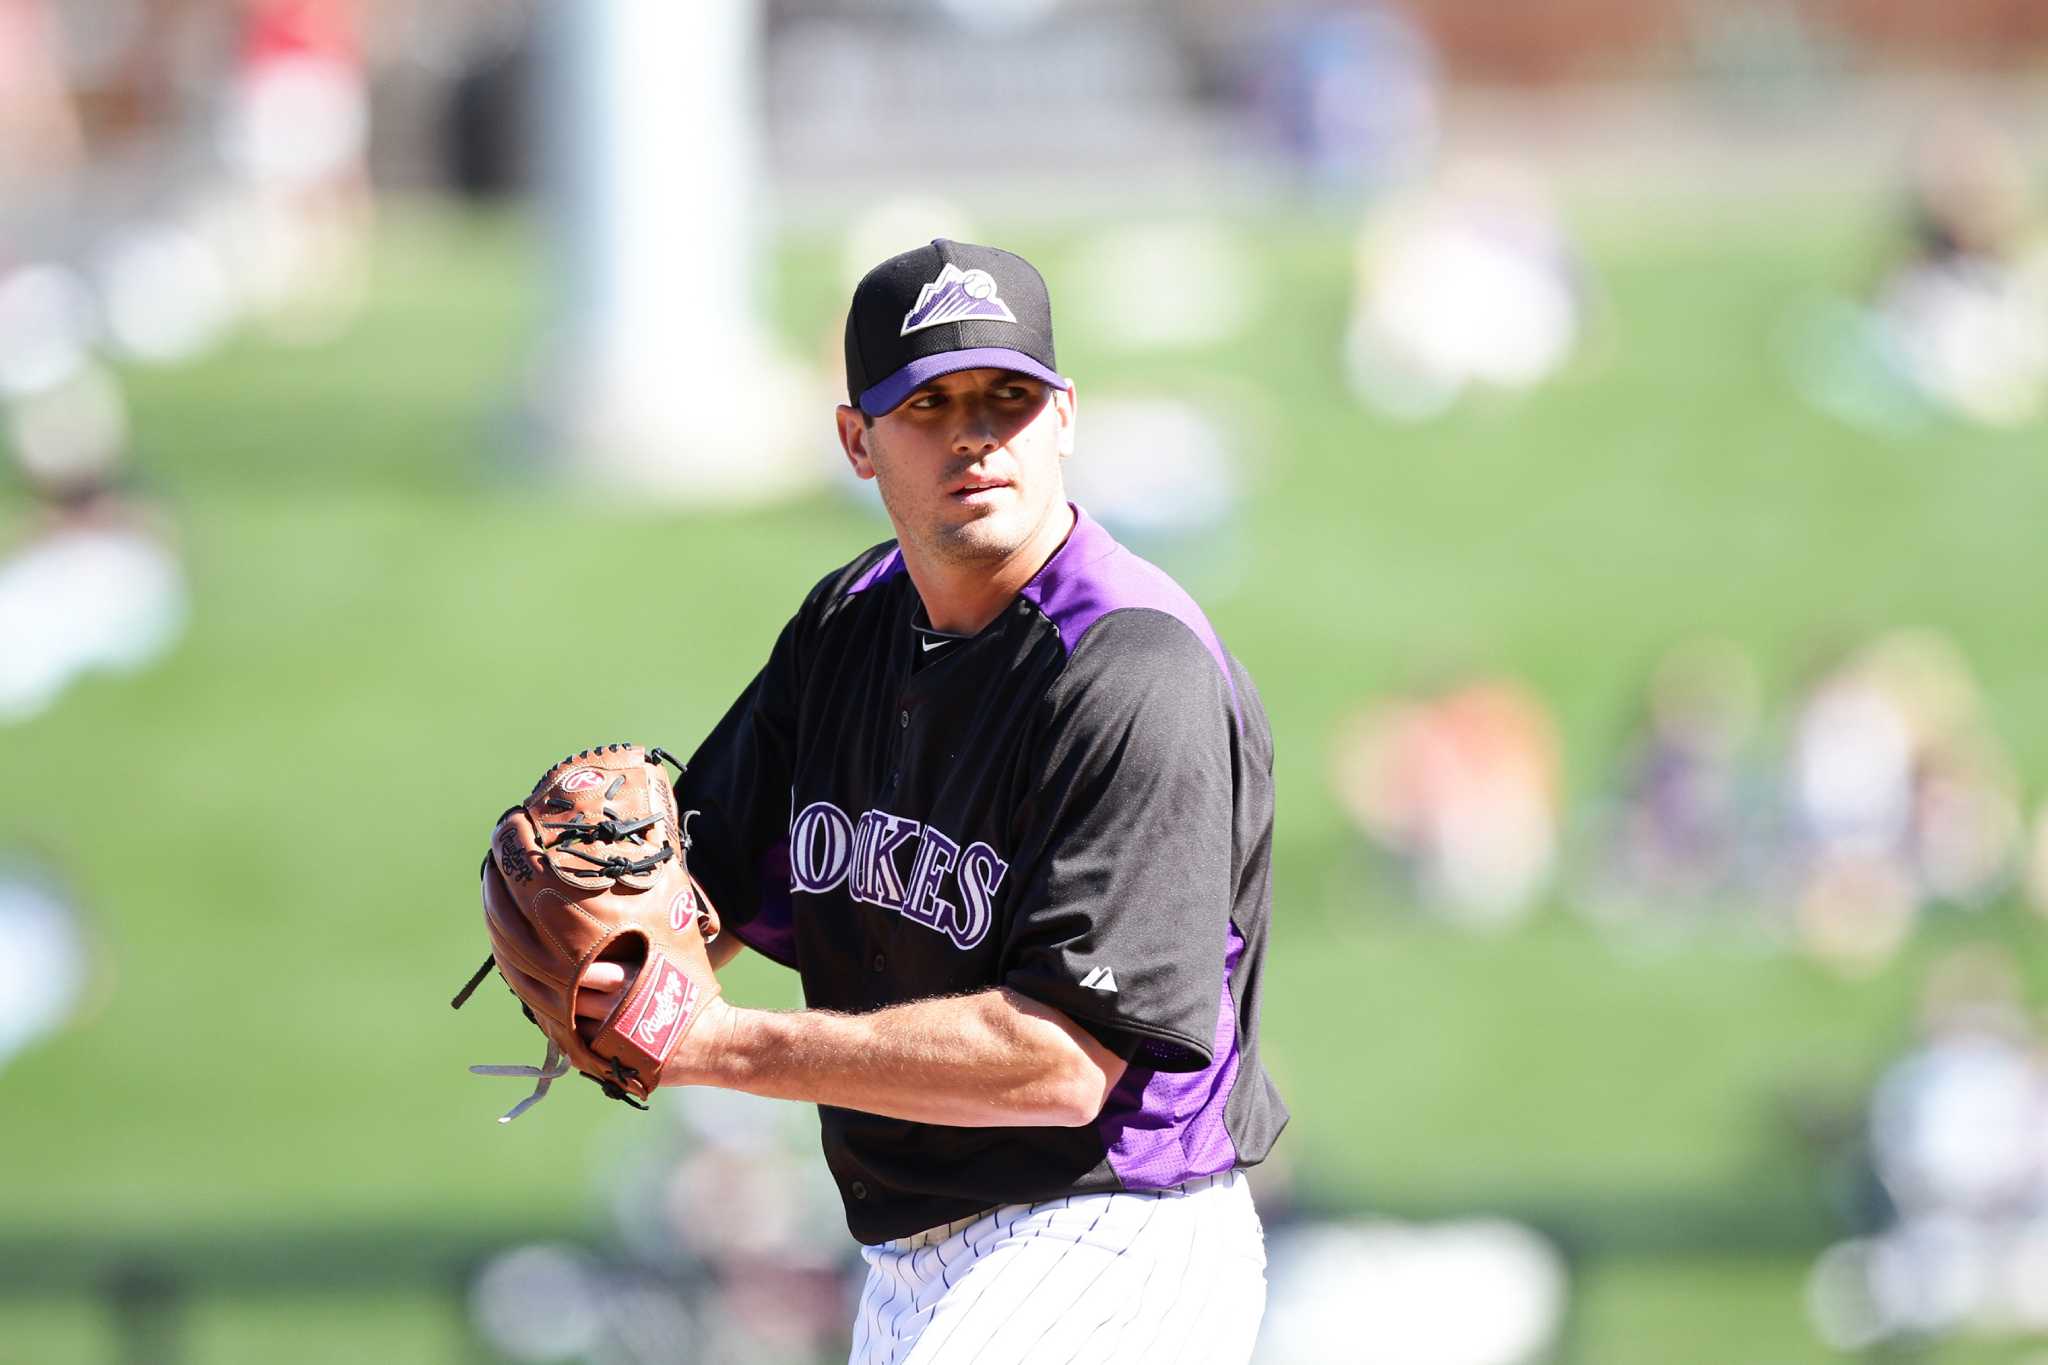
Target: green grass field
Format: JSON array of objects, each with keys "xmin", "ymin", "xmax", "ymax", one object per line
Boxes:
[{"xmin": 2, "ymin": 199, "xmax": 2044, "ymax": 1362}]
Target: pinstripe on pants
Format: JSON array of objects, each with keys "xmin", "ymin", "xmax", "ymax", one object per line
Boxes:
[{"xmin": 849, "ymin": 1171, "xmax": 1266, "ymax": 1365}]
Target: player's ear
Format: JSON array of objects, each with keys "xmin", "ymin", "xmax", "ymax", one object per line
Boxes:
[
  {"xmin": 1053, "ymin": 382, "xmax": 1077, "ymax": 459},
  {"xmin": 835, "ymin": 404, "xmax": 878, "ymax": 481}
]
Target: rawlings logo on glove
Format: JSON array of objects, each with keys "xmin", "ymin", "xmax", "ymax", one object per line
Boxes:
[
  {"xmin": 628, "ymin": 964, "xmax": 697, "ymax": 1048},
  {"xmin": 451, "ymin": 743, "xmax": 722, "ymax": 1122}
]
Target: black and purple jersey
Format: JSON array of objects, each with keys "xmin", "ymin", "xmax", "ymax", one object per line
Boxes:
[{"xmin": 677, "ymin": 506, "xmax": 1288, "ymax": 1243}]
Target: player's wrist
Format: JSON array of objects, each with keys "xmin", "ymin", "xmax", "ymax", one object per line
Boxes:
[{"xmin": 662, "ymin": 993, "xmax": 743, "ymax": 1089}]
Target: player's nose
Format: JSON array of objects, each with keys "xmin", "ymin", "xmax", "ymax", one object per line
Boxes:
[{"xmin": 951, "ymin": 414, "xmax": 1000, "ymax": 457}]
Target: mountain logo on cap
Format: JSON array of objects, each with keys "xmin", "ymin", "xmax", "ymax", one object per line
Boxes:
[{"xmin": 899, "ymin": 264, "xmax": 1017, "ymax": 336}]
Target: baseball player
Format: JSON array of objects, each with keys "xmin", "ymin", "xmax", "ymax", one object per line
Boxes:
[{"xmin": 575, "ymin": 239, "xmax": 1287, "ymax": 1363}]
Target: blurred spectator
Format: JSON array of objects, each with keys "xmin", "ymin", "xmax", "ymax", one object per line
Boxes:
[
  {"xmin": 0, "ymin": 5, "xmax": 190, "ymax": 725},
  {"xmin": 1256, "ymin": 1217, "xmax": 1568, "ymax": 1365},
  {"xmin": 0, "ymin": 855, "xmax": 93, "ymax": 1072},
  {"xmin": 0, "ymin": 265, "xmax": 124, "ymax": 479},
  {"xmin": 1873, "ymin": 949, "xmax": 2039, "ymax": 1221},
  {"xmin": 1786, "ymin": 112, "xmax": 2048, "ymax": 433},
  {"xmin": 0, "ymin": 1, "xmax": 124, "ymax": 520},
  {"xmin": 1874, "ymin": 113, "xmax": 2048, "ymax": 428},
  {"xmin": 2, "ymin": 3, "xmax": 239, "ymax": 376},
  {"xmin": 1790, "ymin": 852, "xmax": 1919, "ymax": 979},
  {"xmin": 1583, "ymin": 639, "xmax": 1768, "ymax": 932},
  {"xmin": 1781, "ymin": 630, "xmax": 2021, "ymax": 973},
  {"xmin": 0, "ymin": 0, "xmax": 84, "ymax": 191},
  {"xmin": 218, "ymin": 0, "xmax": 374, "ymax": 341},
  {"xmin": 1345, "ymin": 159, "xmax": 1587, "ymax": 421},
  {"xmin": 93, "ymin": 215, "xmax": 241, "ymax": 367},
  {"xmin": 1330, "ymin": 677, "xmax": 1562, "ymax": 927},
  {"xmin": 1245, "ymin": 2, "xmax": 1439, "ymax": 195},
  {"xmin": 0, "ymin": 475, "xmax": 189, "ymax": 726},
  {"xmin": 4, "ymin": 0, "xmax": 378, "ymax": 365},
  {"xmin": 1806, "ymin": 947, "xmax": 2048, "ymax": 1350}
]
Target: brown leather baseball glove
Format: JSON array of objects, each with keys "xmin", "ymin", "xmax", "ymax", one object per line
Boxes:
[{"xmin": 452, "ymin": 744, "xmax": 721, "ymax": 1122}]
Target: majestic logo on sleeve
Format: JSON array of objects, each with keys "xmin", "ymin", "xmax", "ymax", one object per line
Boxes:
[
  {"xmin": 786, "ymin": 800, "xmax": 1006, "ymax": 949},
  {"xmin": 899, "ymin": 264, "xmax": 1017, "ymax": 336}
]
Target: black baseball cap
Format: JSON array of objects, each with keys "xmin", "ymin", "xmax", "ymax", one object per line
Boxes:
[{"xmin": 844, "ymin": 239, "xmax": 1071, "ymax": 417}]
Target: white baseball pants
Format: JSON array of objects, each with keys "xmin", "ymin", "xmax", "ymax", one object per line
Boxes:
[{"xmin": 848, "ymin": 1170, "xmax": 1266, "ymax": 1365}]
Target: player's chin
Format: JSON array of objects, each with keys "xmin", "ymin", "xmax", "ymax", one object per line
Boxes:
[{"xmin": 934, "ymin": 510, "xmax": 1023, "ymax": 558}]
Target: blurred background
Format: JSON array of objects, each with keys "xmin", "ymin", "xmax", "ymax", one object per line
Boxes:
[{"xmin": 3, "ymin": 1, "xmax": 2048, "ymax": 1361}]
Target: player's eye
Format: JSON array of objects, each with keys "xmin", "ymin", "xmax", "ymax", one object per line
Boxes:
[{"xmin": 908, "ymin": 391, "xmax": 946, "ymax": 410}]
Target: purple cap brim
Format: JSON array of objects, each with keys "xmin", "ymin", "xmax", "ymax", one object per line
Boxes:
[{"xmin": 858, "ymin": 348, "xmax": 1071, "ymax": 416}]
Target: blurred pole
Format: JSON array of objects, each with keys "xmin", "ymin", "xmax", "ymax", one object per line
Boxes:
[{"xmin": 531, "ymin": 0, "xmax": 814, "ymax": 503}]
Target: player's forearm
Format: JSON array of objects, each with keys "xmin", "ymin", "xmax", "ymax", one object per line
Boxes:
[{"xmin": 669, "ymin": 989, "xmax": 1124, "ymax": 1128}]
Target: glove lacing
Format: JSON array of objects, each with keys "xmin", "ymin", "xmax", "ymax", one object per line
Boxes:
[
  {"xmin": 469, "ymin": 1040, "xmax": 569, "ymax": 1124},
  {"xmin": 541, "ymin": 812, "xmax": 673, "ymax": 880}
]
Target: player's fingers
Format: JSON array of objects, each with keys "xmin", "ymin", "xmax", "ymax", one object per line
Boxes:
[
  {"xmin": 573, "ymin": 961, "xmax": 627, "ymax": 1022},
  {"xmin": 573, "ymin": 989, "xmax": 619, "ymax": 1021},
  {"xmin": 580, "ymin": 961, "xmax": 628, "ymax": 992}
]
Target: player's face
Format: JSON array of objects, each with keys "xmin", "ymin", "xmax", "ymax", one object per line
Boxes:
[{"xmin": 837, "ymin": 368, "xmax": 1076, "ymax": 569}]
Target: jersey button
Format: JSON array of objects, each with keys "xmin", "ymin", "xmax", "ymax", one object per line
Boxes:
[
  {"xmin": 850, "ymin": 1181, "xmax": 868, "ymax": 1200},
  {"xmin": 899, "ymin": 709, "xmax": 910, "ymax": 729},
  {"xmin": 871, "ymin": 953, "xmax": 886, "ymax": 972}
]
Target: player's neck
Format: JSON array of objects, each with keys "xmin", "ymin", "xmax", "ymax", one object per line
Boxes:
[{"xmin": 903, "ymin": 501, "xmax": 1076, "ymax": 636}]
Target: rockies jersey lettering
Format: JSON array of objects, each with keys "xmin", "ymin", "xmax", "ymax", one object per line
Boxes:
[
  {"xmin": 787, "ymin": 800, "xmax": 1003, "ymax": 949},
  {"xmin": 678, "ymin": 506, "xmax": 1288, "ymax": 1243}
]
